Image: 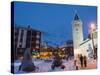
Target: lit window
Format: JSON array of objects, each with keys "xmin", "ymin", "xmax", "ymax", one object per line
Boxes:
[
  {"xmin": 36, "ymin": 40, "xmax": 39, "ymax": 44},
  {"xmin": 36, "ymin": 35, "xmax": 40, "ymax": 38},
  {"xmin": 36, "ymin": 45, "xmax": 39, "ymax": 48}
]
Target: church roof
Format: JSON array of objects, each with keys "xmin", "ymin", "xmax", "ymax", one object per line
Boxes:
[{"xmin": 74, "ymin": 13, "xmax": 80, "ymax": 20}]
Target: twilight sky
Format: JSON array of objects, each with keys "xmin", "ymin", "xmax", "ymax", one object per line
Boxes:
[{"xmin": 13, "ymin": 1, "xmax": 97, "ymax": 46}]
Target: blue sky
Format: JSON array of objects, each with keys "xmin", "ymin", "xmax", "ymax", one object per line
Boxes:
[{"xmin": 13, "ymin": 1, "xmax": 97, "ymax": 46}]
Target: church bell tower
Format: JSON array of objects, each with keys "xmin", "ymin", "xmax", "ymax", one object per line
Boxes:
[{"xmin": 72, "ymin": 12, "xmax": 83, "ymax": 59}]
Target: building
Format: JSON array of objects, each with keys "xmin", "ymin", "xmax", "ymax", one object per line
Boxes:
[
  {"xmin": 72, "ymin": 13, "xmax": 84, "ymax": 59},
  {"xmin": 72, "ymin": 12, "xmax": 97, "ymax": 60},
  {"xmin": 13, "ymin": 25, "xmax": 41, "ymax": 59},
  {"xmin": 59, "ymin": 40, "xmax": 74, "ymax": 58},
  {"xmin": 79, "ymin": 29, "xmax": 97, "ymax": 59}
]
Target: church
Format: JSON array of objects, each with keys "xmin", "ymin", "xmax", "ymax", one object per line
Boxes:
[{"xmin": 72, "ymin": 12, "xmax": 97, "ymax": 60}]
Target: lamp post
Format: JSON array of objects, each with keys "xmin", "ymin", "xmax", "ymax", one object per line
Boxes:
[
  {"xmin": 89, "ymin": 23, "xmax": 96, "ymax": 59},
  {"xmin": 91, "ymin": 32, "xmax": 96, "ymax": 59}
]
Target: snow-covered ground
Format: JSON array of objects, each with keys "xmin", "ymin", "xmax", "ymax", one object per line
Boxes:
[
  {"xmin": 14, "ymin": 58, "xmax": 75, "ymax": 74},
  {"xmin": 13, "ymin": 58, "xmax": 97, "ymax": 74}
]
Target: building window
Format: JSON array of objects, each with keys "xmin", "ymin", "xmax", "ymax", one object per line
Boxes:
[
  {"xmin": 27, "ymin": 30, "xmax": 31, "ymax": 36},
  {"xmin": 32, "ymin": 31, "xmax": 36, "ymax": 35},
  {"xmin": 15, "ymin": 32, "xmax": 18, "ymax": 36},
  {"xmin": 15, "ymin": 37, "xmax": 18, "ymax": 42},
  {"xmin": 19, "ymin": 44, "xmax": 22, "ymax": 48},
  {"xmin": 36, "ymin": 40, "xmax": 39, "ymax": 44},
  {"xmin": 36, "ymin": 45, "xmax": 39, "ymax": 49},
  {"xmin": 32, "ymin": 37, "xmax": 36, "ymax": 41},
  {"xmin": 20, "ymin": 30, "xmax": 24, "ymax": 42},
  {"xmin": 36, "ymin": 35, "xmax": 40, "ymax": 38}
]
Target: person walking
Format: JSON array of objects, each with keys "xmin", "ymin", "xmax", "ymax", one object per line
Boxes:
[
  {"xmin": 74, "ymin": 60, "xmax": 79, "ymax": 70},
  {"xmin": 80, "ymin": 54, "xmax": 83, "ymax": 68},
  {"xmin": 83, "ymin": 55, "xmax": 87, "ymax": 68}
]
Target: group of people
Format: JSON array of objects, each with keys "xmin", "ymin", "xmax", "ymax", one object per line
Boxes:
[
  {"xmin": 74, "ymin": 54, "xmax": 87, "ymax": 70},
  {"xmin": 79, "ymin": 54, "xmax": 87, "ymax": 68}
]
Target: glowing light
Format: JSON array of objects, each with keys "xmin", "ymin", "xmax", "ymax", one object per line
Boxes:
[
  {"xmin": 89, "ymin": 23, "xmax": 96, "ymax": 34},
  {"xmin": 90, "ymin": 23, "xmax": 96, "ymax": 31}
]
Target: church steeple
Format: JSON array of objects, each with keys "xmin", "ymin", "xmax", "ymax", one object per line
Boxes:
[{"xmin": 74, "ymin": 13, "xmax": 80, "ymax": 20}]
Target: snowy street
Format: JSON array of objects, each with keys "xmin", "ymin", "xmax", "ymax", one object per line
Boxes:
[
  {"xmin": 14, "ymin": 58, "xmax": 97, "ymax": 74},
  {"xmin": 14, "ymin": 58, "xmax": 76, "ymax": 74}
]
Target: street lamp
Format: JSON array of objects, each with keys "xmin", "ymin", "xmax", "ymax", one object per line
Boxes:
[{"xmin": 89, "ymin": 23, "xmax": 96, "ymax": 59}]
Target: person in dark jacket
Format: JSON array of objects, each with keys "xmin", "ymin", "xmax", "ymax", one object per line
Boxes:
[
  {"xmin": 83, "ymin": 55, "xmax": 87, "ymax": 68},
  {"xmin": 80, "ymin": 54, "xmax": 83, "ymax": 68}
]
